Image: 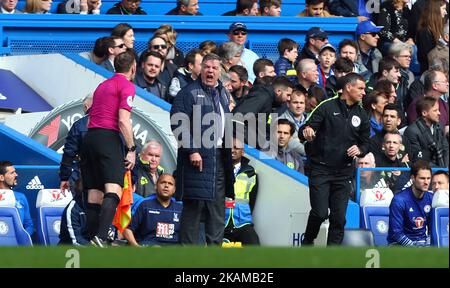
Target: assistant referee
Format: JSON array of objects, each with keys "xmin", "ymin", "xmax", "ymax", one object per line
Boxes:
[{"xmin": 80, "ymin": 50, "xmax": 137, "ymax": 247}]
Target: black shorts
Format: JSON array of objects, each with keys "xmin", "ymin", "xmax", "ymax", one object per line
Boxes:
[{"xmin": 80, "ymin": 128, "xmax": 125, "ymax": 190}]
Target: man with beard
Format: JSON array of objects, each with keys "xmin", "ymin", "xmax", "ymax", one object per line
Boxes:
[
  {"xmin": 387, "ymin": 160, "xmax": 433, "ymax": 246},
  {"xmin": 0, "ymin": 161, "xmax": 34, "ymax": 236}
]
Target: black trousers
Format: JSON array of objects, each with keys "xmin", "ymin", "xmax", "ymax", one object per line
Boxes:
[
  {"xmin": 224, "ymin": 224, "xmax": 260, "ymax": 245},
  {"xmin": 303, "ymin": 165, "xmax": 352, "ymax": 245},
  {"xmin": 180, "ymin": 149, "xmax": 226, "ymax": 245}
]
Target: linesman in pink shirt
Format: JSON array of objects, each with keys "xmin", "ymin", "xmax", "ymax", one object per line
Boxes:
[{"xmin": 80, "ymin": 50, "xmax": 137, "ymax": 247}]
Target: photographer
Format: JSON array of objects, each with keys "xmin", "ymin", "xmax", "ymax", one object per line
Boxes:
[{"xmin": 404, "ymin": 96, "xmax": 449, "ymax": 167}]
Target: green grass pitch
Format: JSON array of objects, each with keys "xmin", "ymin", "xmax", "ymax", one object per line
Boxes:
[{"xmin": 0, "ymin": 246, "xmax": 448, "ymax": 268}]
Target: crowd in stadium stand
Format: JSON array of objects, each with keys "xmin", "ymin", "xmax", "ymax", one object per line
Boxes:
[{"xmin": 0, "ymin": 0, "xmax": 449, "ymax": 247}]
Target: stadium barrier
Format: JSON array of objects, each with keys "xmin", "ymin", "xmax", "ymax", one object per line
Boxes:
[{"xmin": 0, "ymin": 14, "xmax": 358, "ymax": 56}]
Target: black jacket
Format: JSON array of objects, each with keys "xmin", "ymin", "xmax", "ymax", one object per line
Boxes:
[
  {"xmin": 233, "ymin": 84, "xmax": 282, "ymax": 148},
  {"xmin": 297, "ymin": 46, "xmax": 319, "ymax": 65},
  {"xmin": 106, "ymin": 2, "xmax": 147, "ymax": 14},
  {"xmin": 325, "ymin": 75, "xmax": 339, "ymax": 99},
  {"xmin": 404, "ymin": 118, "xmax": 449, "ymax": 167},
  {"xmin": 298, "ymin": 95, "xmax": 371, "ymax": 169},
  {"xmin": 369, "ymin": 129, "xmax": 411, "ymax": 161},
  {"xmin": 59, "ymin": 115, "xmax": 88, "ymax": 183}
]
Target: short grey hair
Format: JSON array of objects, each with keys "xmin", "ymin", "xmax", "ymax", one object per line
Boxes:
[
  {"xmin": 217, "ymin": 42, "xmax": 243, "ymax": 62},
  {"xmin": 388, "ymin": 42, "xmax": 412, "ymax": 58},
  {"xmin": 141, "ymin": 140, "xmax": 163, "ymax": 153},
  {"xmin": 202, "ymin": 52, "xmax": 221, "ymax": 64},
  {"xmin": 296, "ymin": 58, "xmax": 316, "ymax": 74}
]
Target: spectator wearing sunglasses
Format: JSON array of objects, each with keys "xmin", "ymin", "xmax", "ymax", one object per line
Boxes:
[
  {"xmin": 298, "ymin": 27, "xmax": 329, "ymax": 65},
  {"xmin": 144, "ymin": 36, "xmax": 178, "ymax": 88},
  {"xmin": 227, "ymin": 22, "xmax": 259, "ymax": 83},
  {"xmin": 355, "ymin": 20, "xmax": 383, "ymax": 80},
  {"xmin": 99, "ymin": 36, "xmax": 128, "ymax": 72}
]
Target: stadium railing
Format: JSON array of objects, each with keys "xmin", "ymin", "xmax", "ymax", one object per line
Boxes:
[{"xmin": 0, "ymin": 14, "xmax": 358, "ymax": 56}]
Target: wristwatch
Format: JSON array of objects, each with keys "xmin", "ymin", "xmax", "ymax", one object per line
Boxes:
[{"xmin": 126, "ymin": 145, "xmax": 136, "ymax": 152}]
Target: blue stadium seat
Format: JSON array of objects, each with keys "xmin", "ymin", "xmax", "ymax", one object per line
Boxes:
[
  {"xmin": 0, "ymin": 189, "xmax": 33, "ymax": 246},
  {"xmin": 361, "ymin": 206, "xmax": 390, "ymax": 246},
  {"xmin": 36, "ymin": 189, "xmax": 72, "ymax": 245},
  {"xmin": 431, "ymin": 207, "xmax": 449, "ymax": 247}
]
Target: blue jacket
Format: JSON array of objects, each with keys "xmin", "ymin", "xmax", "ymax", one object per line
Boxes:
[
  {"xmin": 170, "ymin": 78, "xmax": 235, "ymax": 201},
  {"xmin": 387, "ymin": 187, "xmax": 433, "ymax": 246},
  {"xmin": 128, "ymin": 195, "xmax": 183, "ymax": 245},
  {"xmin": 59, "ymin": 115, "xmax": 88, "ymax": 183},
  {"xmin": 275, "ymin": 57, "xmax": 297, "ymax": 84},
  {"xmin": 13, "ymin": 191, "xmax": 34, "ymax": 236},
  {"xmin": 58, "ymin": 197, "xmax": 90, "ymax": 245}
]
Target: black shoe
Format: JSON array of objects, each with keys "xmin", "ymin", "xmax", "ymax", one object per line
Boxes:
[
  {"xmin": 90, "ymin": 236, "xmax": 105, "ymax": 248},
  {"xmin": 301, "ymin": 233, "xmax": 314, "ymax": 246}
]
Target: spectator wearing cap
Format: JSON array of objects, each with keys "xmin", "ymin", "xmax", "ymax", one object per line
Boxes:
[
  {"xmin": 166, "ymin": 0, "xmax": 202, "ymax": 15},
  {"xmin": 297, "ymin": 0, "xmax": 335, "ymax": 17},
  {"xmin": 222, "ymin": 0, "xmax": 258, "ymax": 16},
  {"xmin": 275, "ymin": 38, "xmax": 298, "ymax": 84},
  {"xmin": 298, "ymin": 27, "xmax": 329, "ymax": 65},
  {"xmin": 355, "ymin": 20, "xmax": 383, "ymax": 80},
  {"xmin": 317, "ymin": 43, "xmax": 336, "ymax": 87},
  {"xmin": 227, "ymin": 22, "xmax": 259, "ymax": 83}
]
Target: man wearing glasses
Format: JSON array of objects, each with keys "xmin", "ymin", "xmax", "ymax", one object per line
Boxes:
[
  {"xmin": 355, "ymin": 20, "xmax": 383, "ymax": 80},
  {"xmin": 147, "ymin": 36, "xmax": 178, "ymax": 88},
  {"xmin": 227, "ymin": 22, "xmax": 259, "ymax": 83},
  {"xmin": 100, "ymin": 36, "xmax": 128, "ymax": 72},
  {"xmin": 106, "ymin": 0, "xmax": 147, "ymax": 15},
  {"xmin": 298, "ymin": 27, "xmax": 329, "ymax": 65}
]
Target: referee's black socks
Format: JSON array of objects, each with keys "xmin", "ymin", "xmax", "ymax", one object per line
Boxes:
[
  {"xmin": 86, "ymin": 203, "xmax": 101, "ymax": 239},
  {"xmin": 97, "ymin": 193, "xmax": 120, "ymax": 241}
]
